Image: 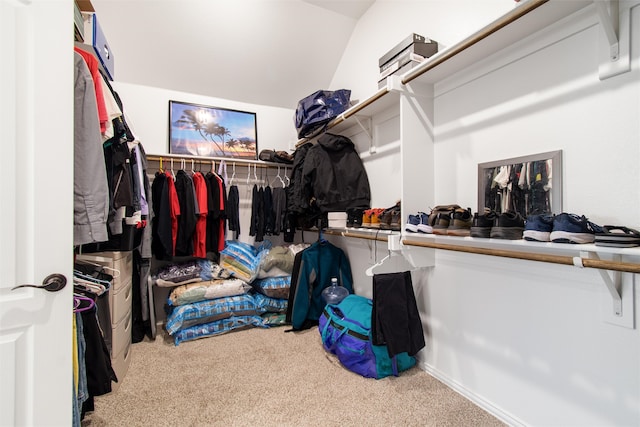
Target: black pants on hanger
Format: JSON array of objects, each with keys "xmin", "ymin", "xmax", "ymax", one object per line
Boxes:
[{"xmin": 371, "ymin": 271, "xmax": 425, "ymax": 358}]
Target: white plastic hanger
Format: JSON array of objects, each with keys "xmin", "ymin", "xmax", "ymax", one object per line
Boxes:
[
  {"xmin": 365, "ymin": 252, "xmax": 415, "ymax": 276},
  {"xmin": 284, "ymin": 167, "xmax": 290, "ymax": 186},
  {"xmin": 229, "ymin": 162, "xmax": 236, "ymax": 186},
  {"xmin": 365, "ymin": 234, "xmax": 414, "ymax": 276}
]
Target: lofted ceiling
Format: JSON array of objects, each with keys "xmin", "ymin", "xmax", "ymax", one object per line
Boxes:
[{"xmin": 90, "ymin": 0, "xmax": 374, "ymax": 110}]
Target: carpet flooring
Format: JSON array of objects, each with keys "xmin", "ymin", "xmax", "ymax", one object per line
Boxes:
[{"xmin": 82, "ymin": 326, "xmax": 505, "ymax": 427}]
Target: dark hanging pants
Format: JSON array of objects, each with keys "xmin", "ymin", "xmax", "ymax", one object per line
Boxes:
[{"xmin": 371, "ymin": 271, "xmax": 425, "ymax": 358}]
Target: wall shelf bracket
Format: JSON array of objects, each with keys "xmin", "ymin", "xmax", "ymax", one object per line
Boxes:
[
  {"xmin": 595, "ymin": 0, "xmax": 631, "ymax": 79},
  {"xmin": 585, "ymin": 251, "xmax": 635, "ymax": 329},
  {"xmin": 349, "ymin": 115, "xmax": 374, "ymax": 154},
  {"xmin": 585, "ymin": 251, "xmax": 622, "ymax": 316},
  {"xmin": 595, "ymin": 0, "xmax": 619, "ymax": 60}
]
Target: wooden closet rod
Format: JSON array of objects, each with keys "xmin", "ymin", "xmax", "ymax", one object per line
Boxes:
[
  {"xmin": 402, "ymin": 239, "xmax": 640, "ymax": 274},
  {"xmin": 324, "ymin": 229, "xmax": 390, "ymax": 243}
]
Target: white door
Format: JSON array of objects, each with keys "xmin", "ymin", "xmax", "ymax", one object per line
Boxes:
[{"xmin": 0, "ymin": 1, "xmax": 73, "ymax": 426}]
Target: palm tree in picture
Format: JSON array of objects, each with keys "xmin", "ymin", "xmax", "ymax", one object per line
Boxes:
[
  {"xmin": 204, "ymin": 123, "xmax": 232, "ymax": 156},
  {"xmin": 175, "ymin": 109, "xmax": 225, "ymax": 154}
]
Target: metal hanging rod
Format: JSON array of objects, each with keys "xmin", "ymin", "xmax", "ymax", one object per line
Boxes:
[
  {"xmin": 402, "ymin": 239, "xmax": 640, "ymax": 274},
  {"xmin": 146, "ymin": 154, "xmax": 288, "ymax": 169}
]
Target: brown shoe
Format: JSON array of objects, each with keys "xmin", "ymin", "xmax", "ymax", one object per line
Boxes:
[
  {"xmin": 447, "ymin": 207, "xmax": 473, "ymax": 236},
  {"xmin": 427, "ymin": 204, "xmax": 461, "ymax": 228}
]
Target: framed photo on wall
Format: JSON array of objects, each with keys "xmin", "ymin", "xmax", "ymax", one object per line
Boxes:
[{"xmin": 168, "ymin": 100, "xmax": 258, "ymax": 159}]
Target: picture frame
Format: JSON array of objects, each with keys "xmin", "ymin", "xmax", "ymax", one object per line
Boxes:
[{"xmin": 168, "ymin": 100, "xmax": 257, "ymax": 159}]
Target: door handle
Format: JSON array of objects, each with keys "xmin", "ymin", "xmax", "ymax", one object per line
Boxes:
[{"xmin": 11, "ymin": 274, "xmax": 67, "ymax": 292}]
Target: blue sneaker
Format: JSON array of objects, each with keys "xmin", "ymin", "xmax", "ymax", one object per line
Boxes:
[
  {"xmin": 405, "ymin": 214, "xmax": 420, "ymax": 233},
  {"xmin": 417, "ymin": 212, "xmax": 433, "ymax": 233},
  {"xmin": 523, "ymin": 213, "xmax": 555, "ymax": 242},
  {"xmin": 550, "ymin": 213, "xmax": 603, "ymax": 244}
]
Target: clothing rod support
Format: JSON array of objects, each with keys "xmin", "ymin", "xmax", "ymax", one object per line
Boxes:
[
  {"xmin": 595, "ymin": 0, "xmax": 619, "ymax": 60},
  {"xmin": 589, "ymin": 252, "xmax": 623, "ymax": 316}
]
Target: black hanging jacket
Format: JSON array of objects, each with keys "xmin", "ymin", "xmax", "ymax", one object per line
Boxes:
[{"xmin": 301, "ymin": 133, "xmax": 371, "ymax": 213}]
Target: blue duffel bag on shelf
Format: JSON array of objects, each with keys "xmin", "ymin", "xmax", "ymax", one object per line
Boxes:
[{"xmin": 294, "ymin": 89, "xmax": 351, "ymax": 139}]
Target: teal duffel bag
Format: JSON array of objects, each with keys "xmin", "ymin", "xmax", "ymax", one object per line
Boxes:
[{"xmin": 318, "ymin": 294, "xmax": 416, "ymax": 379}]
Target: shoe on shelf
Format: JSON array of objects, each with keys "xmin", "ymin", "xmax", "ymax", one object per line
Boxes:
[
  {"xmin": 490, "ymin": 211, "xmax": 525, "ymax": 240},
  {"xmin": 389, "ymin": 208, "xmax": 402, "ymax": 231},
  {"xmin": 361, "ymin": 209, "xmax": 372, "ymax": 228},
  {"xmin": 595, "ymin": 225, "xmax": 640, "ymax": 248},
  {"xmin": 369, "ymin": 208, "xmax": 385, "ymax": 229},
  {"xmin": 405, "ymin": 214, "xmax": 421, "ymax": 233},
  {"xmin": 427, "ymin": 204, "xmax": 461, "ymax": 229},
  {"xmin": 470, "ymin": 209, "xmax": 497, "ymax": 238},
  {"xmin": 550, "ymin": 213, "xmax": 603, "ymax": 244},
  {"xmin": 417, "ymin": 212, "xmax": 433, "ymax": 234},
  {"xmin": 346, "ymin": 208, "xmax": 364, "ymax": 228},
  {"xmin": 432, "ymin": 212, "xmax": 452, "ymax": 235},
  {"xmin": 379, "ymin": 201, "xmax": 401, "ymax": 230},
  {"xmin": 523, "ymin": 213, "xmax": 555, "ymax": 242},
  {"xmin": 447, "ymin": 207, "xmax": 473, "ymax": 236}
]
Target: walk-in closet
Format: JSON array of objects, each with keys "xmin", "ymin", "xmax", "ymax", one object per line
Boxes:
[{"xmin": 1, "ymin": 0, "xmax": 638, "ymax": 426}]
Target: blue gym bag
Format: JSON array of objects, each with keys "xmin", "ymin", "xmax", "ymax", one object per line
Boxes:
[{"xmin": 318, "ymin": 294, "xmax": 416, "ymax": 379}]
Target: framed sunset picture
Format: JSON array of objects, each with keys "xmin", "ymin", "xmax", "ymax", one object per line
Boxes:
[{"xmin": 168, "ymin": 100, "xmax": 258, "ymax": 159}]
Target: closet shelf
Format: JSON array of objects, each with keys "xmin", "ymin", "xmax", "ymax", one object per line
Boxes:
[
  {"xmin": 403, "ymin": 0, "xmax": 593, "ymax": 86},
  {"xmin": 295, "ymin": 89, "xmax": 399, "ymax": 147},
  {"xmin": 294, "ymin": 0, "xmax": 595, "ymax": 148}
]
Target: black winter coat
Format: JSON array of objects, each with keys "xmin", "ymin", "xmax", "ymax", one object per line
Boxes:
[{"xmin": 302, "ymin": 133, "xmax": 371, "ymax": 213}]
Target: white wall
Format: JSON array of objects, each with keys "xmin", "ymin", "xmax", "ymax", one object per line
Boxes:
[
  {"xmin": 112, "ymin": 82, "xmax": 298, "ymax": 155},
  {"xmin": 331, "ymin": 1, "xmax": 640, "ymax": 426},
  {"xmin": 330, "ymin": 0, "xmax": 514, "ymax": 103}
]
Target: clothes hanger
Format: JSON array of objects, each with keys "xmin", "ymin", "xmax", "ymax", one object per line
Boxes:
[
  {"xmin": 218, "ymin": 159, "xmax": 227, "ymax": 182},
  {"xmin": 273, "ymin": 165, "xmax": 286, "ymax": 188},
  {"xmin": 73, "ymin": 278, "xmax": 106, "ymax": 296},
  {"xmin": 365, "ymin": 235, "xmax": 415, "ymax": 276},
  {"xmin": 73, "ymin": 269, "xmax": 112, "ymax": 287},
  {"xmin": 365, "ymin": 251, "xmax": 415, "ymax": 276},
  {"xmin": 230, "ymin": 162, "xmax": 236, "ymax": 186},
  {"xmin": 73, "ymin": 294, "xmax": 95, "ymax": 313},
  {"xmin": 75, "ymin": 259, "xmax": 120, "ymax": 279}
]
